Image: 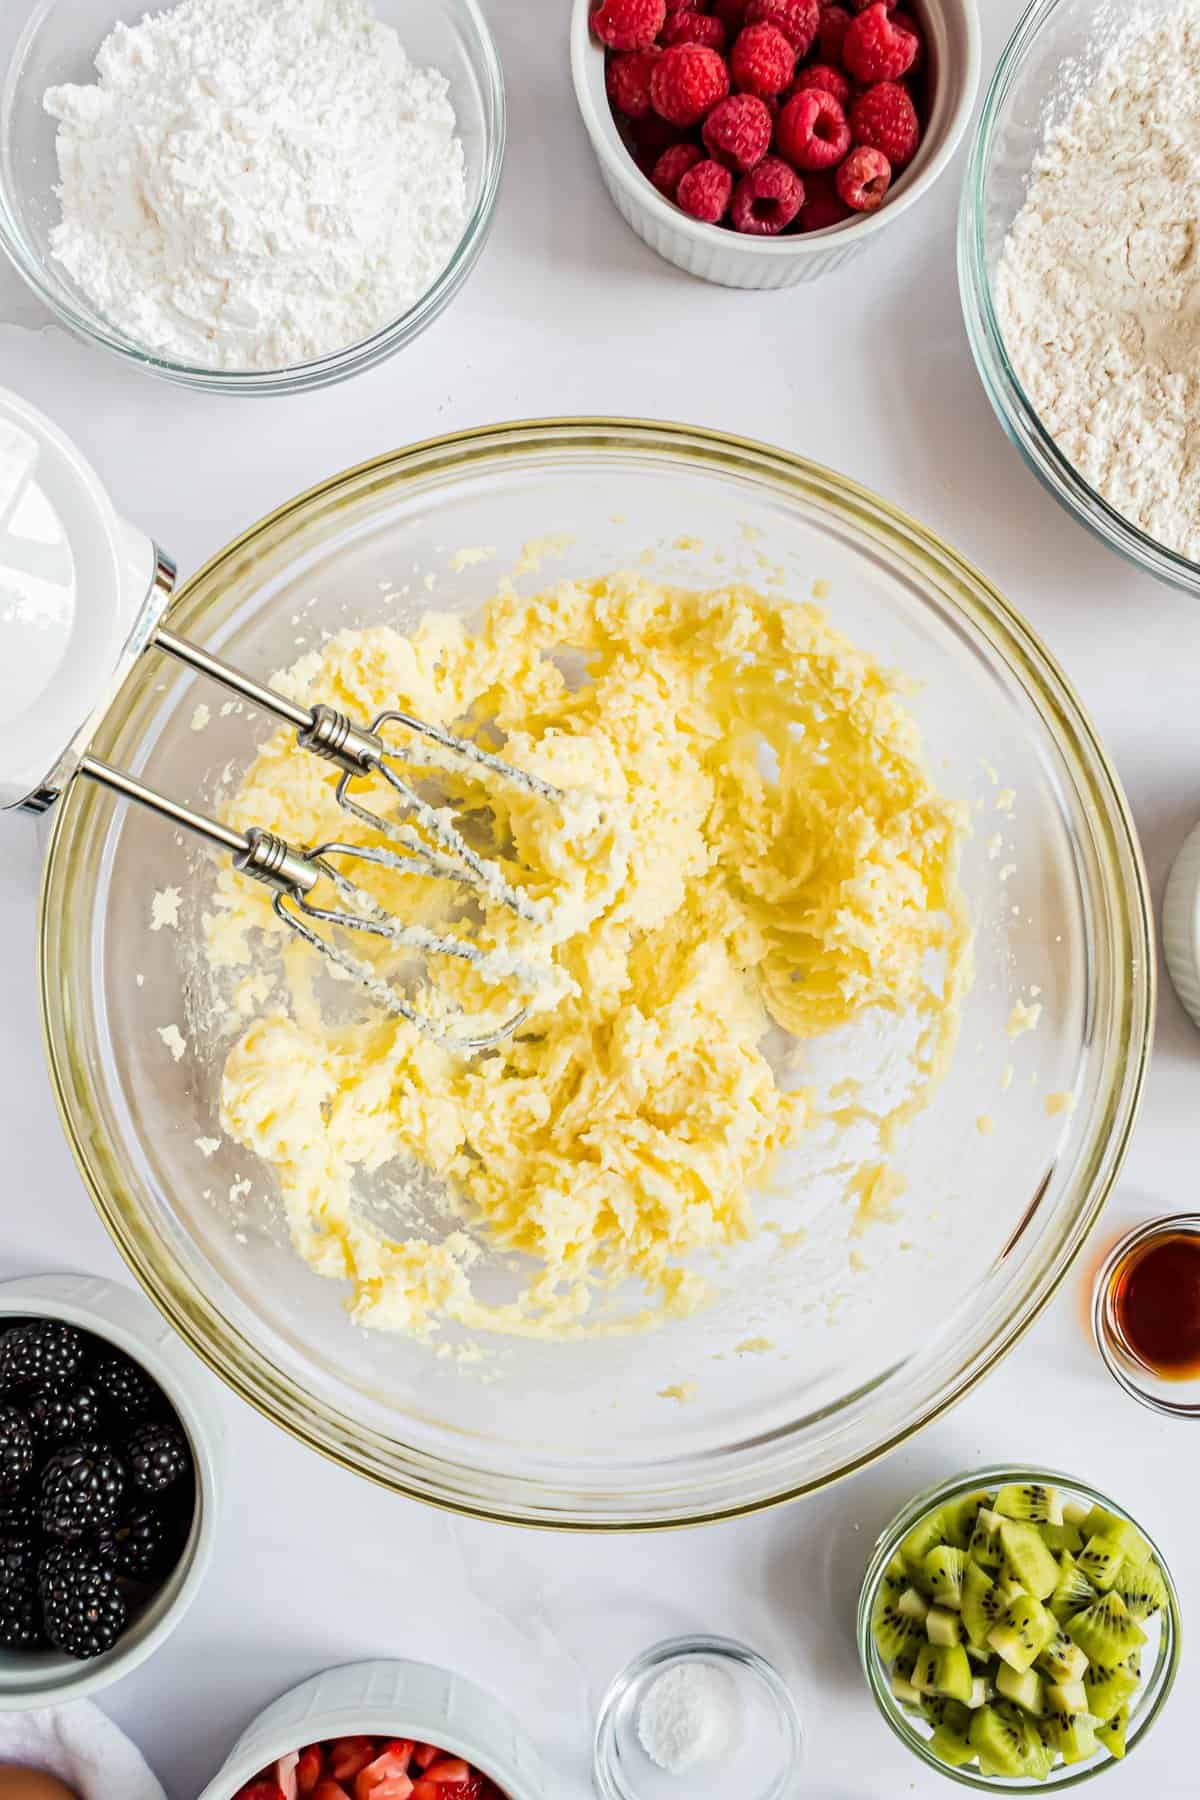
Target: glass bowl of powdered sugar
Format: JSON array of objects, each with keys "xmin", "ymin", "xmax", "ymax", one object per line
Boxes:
[
  {"xmin": 960, "ymin": 0, "xmax": 1200, "ymax": 594},
  {"xmin": 0, "ymin": 0, "xmax": 504, "ymax": 393},
  {"xmin": 593, "ymin": 1636, "xmax": 803, "ymax": 1800}
]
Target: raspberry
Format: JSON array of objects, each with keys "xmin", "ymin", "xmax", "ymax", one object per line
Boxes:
[
  {"xmin": 702, "ymin": 93, "xmax": 773, "ymax": 170},
  {"xmin": 651, "ymin": 141, "xmax": 704, "ymax": 198},
  {"xmin": 775, "ymin": 88, "xmax": 850, "ymax": 169},
  {"xmin": 850, "ymin": 80, "xmax": 919, "ymax": 163},
  {"xmin": 651, "ymin": 43, "xmax": 731, "ymax": 123},
  {"xmin": 816, "ymin": 3, "xmax": 852, "ymax": 61},
  {"xmin": 730, "ymin": 154, "xmax": 804, "ymax": 232},
  {"xmin": 850, "ymin": 0, "xmax": 896, "ymax": 8},
  {"xmin": 677, "ymin": 158, "xmax": 734, "ymax": 222},
  {"xmin": 836, "ymin": 142, "xmax": 891, "ymax": 209},
  {"xmin": 797, "ymin": 170, "xmax": 852, "ymax": 229},
  {"xmin": 591, "ymin": 0, "xmax": 667, "ymax": 50},
  {"xmin": 789, "ymin": 62, "xmax": 852, "ymax": 106},
  {"xmin": 729, "ymin": 22, "xmax": 796, "ymax": 95},
  {"xmin": 662, "ymin": 10, "xmax": 728, "ymax": 46},
  {"xmin": 630, "ymin": 111, "xmax": 688, "ymax": 167},
  {"xmin": 607, "ymin": 49, "xmax": 660, "ymax": 119},
  {"xmin": 744, "ymin": 0, "xmax": 819, "ymax": 54},
  {"xmin": 713, "ymin": 0, "xmax": 750, "ymax": 26},
  {"xmin": 890, "ymin": 9, "xmax": 925, "ymax": 72},
  {"xmin": 842, "ymin": 2, "xmax": 917, "ymax": 81}
]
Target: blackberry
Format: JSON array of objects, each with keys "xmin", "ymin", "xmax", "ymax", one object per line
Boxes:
[
  {"xmin": 40, "ymin": 1443, "xmax": 126, "ymax": 1539},
  {"xmin": 91, "ymin": 1353, "xmax": 164, "ymax": 1425},
  {"xmin": 0, "ymin": 1321, "xmax": 88, "ymax": 1394},
  {"xmin": 0, "ymin": 1494, "xmax": 37, "ymax": 1536},
  {"xmin": 96, "ymin": 1506, "xmax": 178, "ymax": 1581},
  {"xmin": 0, "ymin": 1405, "xmax": 34, "ymax": 1497},
  {"xmin": 0, "ymin": 1532, "xmax": 41, "ymax": 1649},
  {"xmin": 39, "ymin": 1544, "xmax": 126, "ymax": 1659},
  {"xmin": 125, "ymin": 1421, "xmax": 190, "ymax": 1495},
  {"xmin": 25, "ymin": 1380, "xmax": 104, "ymax": 1448}
]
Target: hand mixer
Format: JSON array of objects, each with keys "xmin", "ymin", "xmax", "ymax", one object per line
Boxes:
[{"xmin": 0, "ymin": 388, "xmax": 573, "ymax": 1054}]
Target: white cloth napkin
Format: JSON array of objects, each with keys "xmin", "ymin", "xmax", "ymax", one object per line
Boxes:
[{"xmin": 0, "ymin": 1701, "xmax": 165, "ymax": 1800}]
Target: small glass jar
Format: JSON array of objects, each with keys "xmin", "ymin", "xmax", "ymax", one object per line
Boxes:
[
  {"xmin": 592, "ymin": 1635, "xmax": 802, "ymax": 1800},
  {"xmin": 1092, "ymin": 1214, "xmax": 1200, "ymax": 1418},
  {"xmin": 857, "ymin": 1466, "xmax": 1182, "ymax": 1791}
]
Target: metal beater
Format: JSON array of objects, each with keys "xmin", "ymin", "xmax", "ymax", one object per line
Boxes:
[{"xmin": 81, "ymin": 626, "xmax": 571, "ymax": 1053}]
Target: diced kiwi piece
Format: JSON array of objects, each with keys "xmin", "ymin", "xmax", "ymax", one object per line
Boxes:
[
  {"xmin": 915, "ymin": 1642, "xmax": 975, "ymax": 1704},
  {"xmin": 1021, "ymin": 1717, "xmax": 1055, "ymax": 1782},
  {"xmin": 873, "ymin": 1594, "xmax": 925, "ymax": 1663},
  {"xmin": 901, "ymin": 1509, "xmax": 949, "ymax": 1576},
  {"xmin": 1045, "ymin": 1679, "xmax": 1088, "ymax": 1715},
  {"xmin": 929, "ymin": 1724, "xmax": 975, "ymax": 1768},
  {"xmin": 1044, "ymin": 1710, "xmax": 1098, "ymax": 1766},
  {"xmin": 943, "ymin": 1489, "xmax": 993, "ymax": 1550},
  {"xmin": 995, "ymin": 1482, "xmax": 1064, "ymax": 1527},
  {"xmin": 921, "ymin": 1695, "xmax": 970, "ymax": 1734},
  {"xmin": 995, "ymin": 1664, "xmax": 1045, "ymax": 1716},
  {"xmin": 968, "ymin": 1703, "xmax": 1027, "ymax": 1777},
  {"xmin": 961, "ymin": 1562, "xmax": 998, "ymax": 1650},
  {"xmin": 1096, "ymin": 1704, "xmax": 1128, "ymax": 1760},
  {"xmin": 880, "ymin": 1550, "xmax": 909, "ymax": 1598},
  {"xmin": 1041, "ymin": 1522, "xmax": 1084, "ymax": 1556},
  {"xmin": 1000, "ymin": 1520, "xmax": 1059, "ymax": 1601},
  {"xmin": 925, "ymin": 1544, "xmax": 966, "ymax": 1611},
  {"xmin": 967, "ymin": 1507, "xmax": 1006, "ymax": 1574},
  {"xmin": 1081, "ymin": 1506, "xmax": 1150, "ymax": 1565},
  {"xmin": 1066, "ymin": 1592, "xmax": 1147, "ymax": 1666},
  {"xmin": 1063, "ymin": 1499, "xmax": 1089, "ymax": 1529},
  {"xmin": 968, "ymin": 1675, "xmax": 990, "ymax": 1709},
  {"xmin": 926, "ymin": 1606, "xmax": 961, "ymax": 1647},
  {"xmin": 1114, "ymin": 1555, "xmax": 1168, "ymax": 1621},
  {"xmin": 891, "ymin": 1670, "xmax": 922, "ymax": 1706},
  {"xmin": 989, "ymin": 1594, "xmax": 1057, "ymax": 1673},
  {"xmin": 1049, "ymin": 1553, "xmax": 1097, "ymax": 1625},
  {"xmin": 1037, "ymin": 1629, "xmax": 1089, "ymax": 1685},
  {"xmin": 1082, "ymin": 1662, "xmax": 1139, "ymax": 1725},
  {"xmin": 1077, "ymin": 1533, "xmax": 1127, "ymax": 1592},
  {"xmin": 898, "ymin": 1585, "xmax": 929, "ymax": 1622}
]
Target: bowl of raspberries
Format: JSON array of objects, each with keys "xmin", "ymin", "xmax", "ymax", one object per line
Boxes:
[
  {"xmin": 571, "ymin": 0, "xmax": 980, "ymax": 285},
  {"xmin": 0, "ymin": 1272, "xmax": 222, "ymax": 1707}
]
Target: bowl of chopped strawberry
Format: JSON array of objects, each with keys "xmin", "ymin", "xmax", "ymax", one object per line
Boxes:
[
  {"xmin": 570, "ymin": 0, "xmax": 981, "ymax": 285},
  {"xmin": 202, "ymin": 1662, "xmax": 543, "ymax": 1800}
]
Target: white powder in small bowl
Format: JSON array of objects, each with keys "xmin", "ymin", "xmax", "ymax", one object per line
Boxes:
[{"xmin": 637, "ymin": 1660, "xmax": 741, "ymax": 1774}]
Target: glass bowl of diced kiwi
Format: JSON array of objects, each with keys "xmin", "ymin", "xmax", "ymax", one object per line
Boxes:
[{"xmin": 857, "ymin": 1467, "xmax": 1181, "ymax": 1788}]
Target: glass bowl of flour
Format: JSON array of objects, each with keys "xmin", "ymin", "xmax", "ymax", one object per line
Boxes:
[
  {"xmin": 960, "ymin": 0, "xmax": 1200, "ymax": 594},
  {"xmin": 0, "ymin": 0, "xmax": 504, "ymax": 393}
]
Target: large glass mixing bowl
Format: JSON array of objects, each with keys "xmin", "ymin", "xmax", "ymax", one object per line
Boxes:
[{"xmin": 38, "ymin": 421, "xmax": 1153, "ymax": 1528}]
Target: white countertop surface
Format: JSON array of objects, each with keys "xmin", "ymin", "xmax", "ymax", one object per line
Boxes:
[{"xmin": 0, "ymin": 1, "xmax": 1196, "ymax": 1794}]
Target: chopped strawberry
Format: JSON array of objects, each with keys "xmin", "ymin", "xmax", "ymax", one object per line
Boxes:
[
  {"xmin": 328, "ymin": 1740, "xmax": 378, "ymax": 1783},
  {"xmin": 233, "ymin": 1785, "xmax": 286, "ymax": 1800},
  {"xmin": 276, "ymin": 1753, "xmax": 300, "ymax": 1800},
  {"xmin": 356, "ymin": 1742, "xmax": 415, "ymax": 1800},
  {"xmin": 312, "ymin": 1784, "xmax": 350, "ymax": 1800},
  {"xmin": 412, "ymin": 1748, "xmax": 440, "ymax": 1772},
  {"xmin": 297, "ymin": 1749, "xmax": 325, "ymax": 1798},
  {"xmin": 423, "ymin": 1765, "xmax": 470, "ymax": 1786}
]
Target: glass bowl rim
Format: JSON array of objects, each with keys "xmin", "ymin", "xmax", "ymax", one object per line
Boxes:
[
  {"xmin": 1092, "ymin": 1213, "xmax": 1200, "ymax": 1419},
  {"xmin": 856, "ymin": 1462, "xmax": 1184, "ymax": 1791},
  {"xmin": 957, "ymin": 0, "xmax": 1200, "ymax": 596},
  {"xmin": 591, "ymin": 1632, "xmax": 803, "ymax": 1800},
  {"xmin": 0, "ymin": 0, "xmax": 506, "ymax": 395},
  {"xmin": 37, "ymin": 416, "xmax": 1156, "ymax": 1528}
]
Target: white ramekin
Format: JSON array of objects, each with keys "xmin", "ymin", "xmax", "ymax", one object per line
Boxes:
[
  {"xmin": 1163, "ymin": 818, "xmax": 1200, "ymax": 1030},
  {"xmin": 198, "ymin": 1660, "xmax": 546, "ymax": 1800},
  {"xmin": 570, "ymin": 0, "xmax": 981, "ymax": 288},
  {"xmin": 0, "ymin": 1271, "xmax": 224, "ymax": 1710}
]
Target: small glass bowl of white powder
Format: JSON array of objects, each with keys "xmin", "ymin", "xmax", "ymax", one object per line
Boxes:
[
  {"xmin": 593, "ymin": 1635, "xmax": 803, "ymax": 1800},
  {"xmin": 0, "ymin": 0, "xmax": 504, "ymax": 394},
  {"xmin": 961, "ymin": 0, "xmax": 1200, "ymax": 595}
]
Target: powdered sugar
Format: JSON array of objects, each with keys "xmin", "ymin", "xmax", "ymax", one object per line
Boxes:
[
  {"xmin": 44, "ymin": 0, "xmax": 468, "ymax": 372},
  {"xmin": 995, "ymin": 5, "xmax": 1200, "ymax": 562}
]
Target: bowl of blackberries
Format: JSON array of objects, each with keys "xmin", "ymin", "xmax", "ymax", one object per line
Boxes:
[{"xmin": 0, "ymin": 1275, "xmax": 222, "ymax": 1708}]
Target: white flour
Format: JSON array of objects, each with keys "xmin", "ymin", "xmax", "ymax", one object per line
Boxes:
[
  {"xmin": 995, "ymin": 5, "xmax": 1200, "ymax": 562},
  {"xmin": 44, "ymin": 0, "xmax": 468, "ymax": 372}
]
